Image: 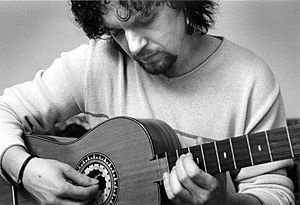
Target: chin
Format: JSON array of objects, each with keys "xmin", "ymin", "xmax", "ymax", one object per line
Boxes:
[
  {"xmin": 142, "ymin": 62, "xmax": 172, "ymax": 75},
  {"xmin": 140, "ymin": 55, "xmax": 177, "ymax": 75}
]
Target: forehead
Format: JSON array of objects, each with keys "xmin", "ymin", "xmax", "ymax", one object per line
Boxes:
[{"xmin": 101, "ymin": 1, "xmax": 157, "ymax": 27}]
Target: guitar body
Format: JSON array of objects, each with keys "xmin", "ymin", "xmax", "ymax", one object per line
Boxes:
[
  {"xmin": 0, "ymin": 117, "xmax": 181, "ymax": 205},
  {"xmin": 2, "ymin": 116, "xmax": 299, "ymax": 204}
]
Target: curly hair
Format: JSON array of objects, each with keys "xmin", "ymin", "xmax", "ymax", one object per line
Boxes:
[{"xmin": 70, "ymin": 0, "xmax": 218, "ymax": 39}]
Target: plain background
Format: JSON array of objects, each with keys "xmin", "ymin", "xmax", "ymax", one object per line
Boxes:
[{"xmin": 0, "ymin": 0, "xmax": 299, "ymax": 118}]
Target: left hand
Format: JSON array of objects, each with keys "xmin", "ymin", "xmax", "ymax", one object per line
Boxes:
[{"xmin": 163, "ymin": 153, "xmax": 227, "ymax": 205}]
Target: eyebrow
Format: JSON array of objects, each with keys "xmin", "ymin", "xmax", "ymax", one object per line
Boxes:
[{"xmin": 103, "ymin": 11, "xmax": 156, "ymax": 31}]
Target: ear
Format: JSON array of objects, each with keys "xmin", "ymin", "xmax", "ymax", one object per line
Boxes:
[{"xmin": 183, "ymin": 8, "xmax": 194, "ymax": 35}]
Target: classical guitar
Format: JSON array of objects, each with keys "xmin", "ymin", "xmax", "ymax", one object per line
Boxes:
[{"xmin": 0, "ymin": 116, "xmax": 299, "ymax": 205}]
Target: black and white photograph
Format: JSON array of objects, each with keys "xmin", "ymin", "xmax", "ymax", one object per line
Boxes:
[{"xmin": 0, "ymin": 0, "xmax": 299, "ymax": 204}]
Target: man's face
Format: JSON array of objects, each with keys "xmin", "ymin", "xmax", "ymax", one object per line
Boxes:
[{"xmin": 102, "ymin": 2, "xmax": 187, "ymax": 75}]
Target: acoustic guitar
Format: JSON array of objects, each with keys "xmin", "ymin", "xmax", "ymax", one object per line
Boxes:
[{"xmin": 0, "ymin": 116, "xmax": 299, "ymax": 205}]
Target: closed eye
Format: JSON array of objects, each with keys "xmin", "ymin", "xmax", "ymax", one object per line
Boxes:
[
  {"xmin": 136, "ymin": 13, "xmax": 156, "ymax": 26},
  {"xmin": 104, "ymin": 12, "xmax": 156, "ymax": 36},
  {"xmin": 104, "ymin": 27, "xmax": 124, "ymax": 36}
]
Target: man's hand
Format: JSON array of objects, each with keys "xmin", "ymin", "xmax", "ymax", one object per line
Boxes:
[
  {"xmin": 22, "ymin": 158, "xmax": 99, "ymax": 205},
  {"xmin": 163, "ymin": 153, "xmax": 227, "ymax": 205}
]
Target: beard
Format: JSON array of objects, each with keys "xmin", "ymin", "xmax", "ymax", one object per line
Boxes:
[{"xmin": 133, "ymin": 50, "xmax": 177, "ymax": 75}]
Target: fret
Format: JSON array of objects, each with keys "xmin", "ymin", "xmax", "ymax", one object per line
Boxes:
[
  {"xmin": 12, "ymin": 186, "xmax": 17, "ymax": 205},
  {"xmin": 200, "ymin": 144, "xmax": 207, "ymax": 172},
  {"xmin": 248, "ymin": 132, "xmax": 271, "ymax": 165},
  {"xmin": 155, "ymin": 154, "xmax": 163, "ymax": 185},
  {"xmin": 155, "ymin": 124, "xmax": 300, "ymax": 175},
  {"xmin": 229, "ymin": 138, "xmax": 237, "ymax": 169},
  {"xmin": 231, "ymin": 136, "xmax": 252, "ymax": 169},
  {"xmin": 159, "ymin": 148, "xmax": 191, "ymax": 172},
  {"xmin": 189, "ymin": 146, "xmax": 205, "ymax": 171},
  {"xmin": 196, "ymin": 157, "xmax": 200, "ymax": 165},
  {"xmin": 174, "ymin": 148, "xmax": 190, "ymax": 159},
  {"xmin": 288, "ymin": 125, "xmax": 300, "ymax": 157},
  {"xmin": 246, "ymin": 135, "xmax": 254, "ymax": 165},
  {"xmin": 214, "ymin": 141, "xmax": 222, "ymax": 172},
  {"xmin": 265, "ymin": 131, "xmax": 273, "ymax": 161},
  {"xmin": 216, "ymin": 139, "xmax": 235, "ymax": 171},
  {"xmin": 164, "ymin": 148, "xmax": 188, "ymax": 170},
  {"xmin": 286, "ymin": 126, "xmax": 295, "ymax": 158},
  {"xmin": 165, "ymin": 152, "xmax": 170, "ymax": 172},
  {"xmin": 176, "ymin": 149, "xmax": 179, "ymax": 159},
  {"xmin": 202, "ymin": 143, "xmax": 219, "ymax": 173},
  {"xmin": 155, "ymin": 154, "xmax": 160, "ymax": 176},
  {"xmin": 151, "ymin": 123, "xmax": 300, "ymax": 181},
  {"xmin": 268, "ymin": 127, "xmax": 293, "ymax": 161}
]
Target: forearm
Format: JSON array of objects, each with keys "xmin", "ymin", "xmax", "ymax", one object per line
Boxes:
[
  {"xmin": 227, "ymin": 192, "xmax": 263, "ymax": 205},
  {"xmin": 0, "ymin": 68, "xmax": 82, "ymax": 180},
  {"xmin": 235, "ymin": 160, "xmax": 295, "ymax": 205},
  {"xmin": 1, "ymin": 145, "xmax": 30, "ymax": 183}
]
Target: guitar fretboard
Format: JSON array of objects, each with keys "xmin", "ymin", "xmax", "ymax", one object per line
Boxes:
[{"xmin": 158, "ymin": 125, "xmax": 300, "ymax": 174}]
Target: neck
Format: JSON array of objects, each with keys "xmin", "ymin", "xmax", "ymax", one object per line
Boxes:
[
  {"xmin": 166, "ymin": 35, "xmax": 221, "ymax": 77},
  {"xmin": 151, "ymin": 124, "xmax": 300, "ymax": 183}
]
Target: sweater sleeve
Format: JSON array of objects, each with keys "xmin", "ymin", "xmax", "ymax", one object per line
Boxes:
[
  {"xmin": 233, "ymin": 61, "xmax": 295, "ymax": 204},
  {"xmin": 0, "ymin": 44, "xmax": 89, "ymax": 180}
]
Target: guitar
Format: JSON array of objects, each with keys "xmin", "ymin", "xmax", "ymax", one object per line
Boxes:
[{"xmin": 0, "ymin": 116, "xmax": 299, "ymax": 205}]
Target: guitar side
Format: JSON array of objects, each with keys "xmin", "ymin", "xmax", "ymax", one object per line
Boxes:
[{"xmin": 0, "ymin": 117, "xmax": 180, "ymax": 205}]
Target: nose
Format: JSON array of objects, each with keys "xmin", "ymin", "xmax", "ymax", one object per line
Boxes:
[{"xmin": 125, "ymin": 30, "xmax": 148, "ymax": 56}]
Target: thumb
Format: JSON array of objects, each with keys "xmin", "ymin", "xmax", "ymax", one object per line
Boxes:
[{"xmin": 63, "ymin": 166, "xmax": 98, "ymax": 187}]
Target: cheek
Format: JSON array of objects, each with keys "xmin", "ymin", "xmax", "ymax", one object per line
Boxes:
[
  {"xmin": 158, "ymin": 29, "xmax": 184, "ymax": 53},
  {"xmin": 154, "ymin": 15, "xmax": 186, "ymax": 51}
]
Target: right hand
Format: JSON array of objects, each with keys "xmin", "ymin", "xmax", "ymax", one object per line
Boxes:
[{"xmin": 22, "ymin": 158, "xmax": 99, "ymax": 205}]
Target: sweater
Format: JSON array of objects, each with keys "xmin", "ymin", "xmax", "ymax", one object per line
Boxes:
[{"xmin": 0, "ymin": 36, "xmax": 295, "ymax": 204}]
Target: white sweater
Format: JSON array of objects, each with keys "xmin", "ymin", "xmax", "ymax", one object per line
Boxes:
[{"xmin": 0, "ymin": 37, "xmax": 295, "ymax": 204}]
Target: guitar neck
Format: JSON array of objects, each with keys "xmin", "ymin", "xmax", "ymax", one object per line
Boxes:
[{"xmin": 159, "ymin": 125, "xmax": 300, "ymax": 174}]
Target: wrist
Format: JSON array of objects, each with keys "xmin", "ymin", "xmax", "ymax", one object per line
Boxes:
[
  {"xmin": 17, "ymin": 155, "xmax": 38, "ymax": 189},
  {"xmin": 2, "ymin": 145, "xmax": 30, "ymax": 183}
]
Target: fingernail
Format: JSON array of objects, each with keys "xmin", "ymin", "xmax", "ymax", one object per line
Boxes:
[
  {"xmin": 163, "ymin": 172, "xmax": 168, "ymax": 179},
  {"xmin": 91, "ymin": 178, "xmax": 98, "ymax": 184}
]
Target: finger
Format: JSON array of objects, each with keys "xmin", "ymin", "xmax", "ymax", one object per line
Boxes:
[
  {"xmin": 212, "ymin": 172, "xmax": 227, "ymax": 192},
  {"xmin": 63, "ymin": 165, "xmax": 98, "ymax": 186},
  {"xmin": 163, "ymin": 172, "xmax": 175, "ymax": 200},
  {"xmin": 61, "ymin": 182, "xmax": 99, "ymax": 200},
  {"xmin": 183, "ymin": 153, "xmax": 218, "ymax": 191},
  {"xmin": 163, "ymin": 172, "xmax": 185, "ymax": 205},
  {"xmin": 169, "ymin": 166, "xmax": 196, "ymax": 204},
  {"xmin": 176, "ymin": 154, "xmax": 209, "ymax": 202}
]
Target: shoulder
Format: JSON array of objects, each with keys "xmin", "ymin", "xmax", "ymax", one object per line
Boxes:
[
  {"xmin": 211, "ymin": 37, "xmax": 282, "ymax": 114},
  {"xmin": 222, "ymin": 38, "xmax": 271, "ymax": 72},
  {"xmin": 58, "ymin": 38, "xmax": 123, "ymax": 77},
  {"xmin": 52, "ymin": 38, "xmax": 124, "ymax": 98},
  {"xmin": 212, "ymin": 38, "xmax": 286, "ymax": 133},
  {"xmin": 218, "ymin": 37, "xmax": 277, "ymax": 88},
  {"xmin": 61, "ymin": 38, "xmax": 120, "ymax": 64}
]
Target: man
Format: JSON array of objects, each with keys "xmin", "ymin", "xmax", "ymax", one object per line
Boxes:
[{"xmin": 0, "ymin": 0, "xmax": 295, "ymax": 204}]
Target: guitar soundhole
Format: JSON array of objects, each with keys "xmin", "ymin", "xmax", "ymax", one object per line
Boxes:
[
  {"xmin": 87, "ymin": 170, "xmax": 106, "ymax": 192},
  {"xmin": 75, "ymin": 152, "xmax": 119, "ymax": 205}
]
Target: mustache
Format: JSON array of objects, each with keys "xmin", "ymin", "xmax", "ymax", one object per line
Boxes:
[{"xmin": 133, "ymin": 48, "xmax": 164, "ymax": 60}]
